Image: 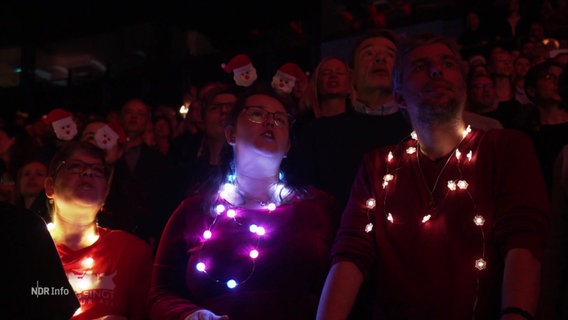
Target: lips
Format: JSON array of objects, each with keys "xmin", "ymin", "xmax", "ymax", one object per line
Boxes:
[{"xmin": 262, "ymin": 130, "xmax": 275, "ymax": 139}]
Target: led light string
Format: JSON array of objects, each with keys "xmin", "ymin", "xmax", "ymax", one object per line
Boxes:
[
  {"xmin": 193, "ymin": 173, "xmax": 292, "ymax": 290},
  {"xmin": 361, "ymin": 125, "xmax": 488, "ymax": 316}
]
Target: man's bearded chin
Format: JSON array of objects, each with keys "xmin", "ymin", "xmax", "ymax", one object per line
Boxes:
[{"xmin": 417, "ymin": 95, "xmax": 465, "ymax": 124}]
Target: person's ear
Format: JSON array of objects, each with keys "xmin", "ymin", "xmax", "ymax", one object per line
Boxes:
[
  {"xmin": 225, "ymin": 126, "xmax": 236, "ymax": 146},
  {"xmin": 44, "ymin": 177, "xmax": 55, "ymax": 199}
]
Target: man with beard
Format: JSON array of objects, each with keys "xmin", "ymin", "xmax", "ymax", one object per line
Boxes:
[{"xmin": 317, "ymin": 33, "xmax": 550, "ymax": 320}]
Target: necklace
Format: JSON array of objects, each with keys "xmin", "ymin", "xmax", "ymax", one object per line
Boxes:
[{"xmin": 416, "ymin": 144, "xmax": 458, "ymax": 210}]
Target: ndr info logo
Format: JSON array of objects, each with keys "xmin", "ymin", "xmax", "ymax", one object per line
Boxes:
[{"xmin": 31, "ymin": 281, "xmax": 71, "ymax": 298}]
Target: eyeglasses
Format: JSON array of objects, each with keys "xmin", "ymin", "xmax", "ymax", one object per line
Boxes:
[
  {"xmin": 241, "ymin": 106, "xmax": 295, "ymax": 127},
  {"xmin": 57, "ymin": 159, "xmax": 109, "ymax": 179},
  {"xmin": 206, "ymin": 103, "xmax": 235, "ymax": 113}
]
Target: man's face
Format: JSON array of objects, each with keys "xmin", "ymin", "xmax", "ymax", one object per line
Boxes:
[
  {"xmin": 121, "ymin": 101, "xmax": 148, "ymax": 137},
  {"xmin": 468, "ymin": 75, "xmax": 497, "ymax": 108},
  {"xmin": 396, "ymin": 42, "xmax": 466, "ymax": 123},
  {"xmin": 490, "ymin": 52, "xmax": 513, "ymax": 77},
  {"xmin": 352, "ymin": 37, "xmax": 396, "ymax": 93}
]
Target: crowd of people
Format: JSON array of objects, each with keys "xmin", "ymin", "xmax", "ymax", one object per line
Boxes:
[{"xmin": 4, "ymin": 1, "xmax": 568, "ymax": 319}]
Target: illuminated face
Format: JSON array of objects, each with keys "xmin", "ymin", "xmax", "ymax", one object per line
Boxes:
[
  {"xmin": 352, "ymin": 37, "xmax": 397, "ymax": 93},
  {"xmin": 50, "ymin": 151, "xmax": 109, "ymax": 209},
  {"xmin": 52, "ymin": 117, "xmax": 78, "ymax": 141},
  {"xmin": 204, "ymin": 93, "xmax": 237, "ymax": 140},
  {"xmin": 317, "ymin": 58, "xmax": 351, "ymax": 98},
  {"xmin": 396, "ymin": 42, "xmax": 467, "ymax": 123},
  {"xmin": 234, "ymin": 65, "xmax": 258, "ymax": 87},
  {"xmin": 271, "ymin": 72, "xmax": 296, "ymax": 94},
  {"xmin": 230, "ymin": 94, "xmax": 291, "ymax": 161},
  {"xmin": 19, "ymin": 161, "xmax": 47, "ymax": 197}
]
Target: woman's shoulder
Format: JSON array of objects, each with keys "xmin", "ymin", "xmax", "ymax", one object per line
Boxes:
[{"xmin": 99, "ymin": 227, "xmax": 152, "ymax": 251}]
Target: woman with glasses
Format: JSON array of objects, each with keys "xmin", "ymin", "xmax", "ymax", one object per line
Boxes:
[
  {"xmin": 149, "ymin": 84, "xmax": 337, "ymax": 320},
  {"xmin": 45, "ymin": 141, "xmax": 153, "ymax": 320}
]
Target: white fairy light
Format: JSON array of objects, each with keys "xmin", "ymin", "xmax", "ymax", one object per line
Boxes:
[
  {"xmin": 447, "ymin": 180, "xmax": 457, "ymax": 191},
  {"xmin": 406, "ymin": 147, "xmax": 417, "ymax": 154},
  {"xmin": 196, "ymin": 262, "xmax": 206, "ymax": 272},
  {"xmin": 203, "ymin": 230, "xmax": 212, "ymax": 239},
  {"xmin": 475, "ymin": 258, "xmax": 487, "ymax": 270},
  {"xmin": 365, "ymin": 223, "xmax": 374, "ymax": 233},
  {"xmin": 467, "ymin": 150, "xmax": 473, "ymax": 161},
  {"xmin": 457, "ymin": 180, "xmax": 469, "ymax": 190},
  {"xmin": 366, "ymin": 198, "xmax": 376, "ymax": 209},
  {"xmin": 421, "ymin": 214, "xmax": 431, "ymax": 223},
  {"xmin": 473, "ymin": 215, "xmax": 485, "ymax": 226},
  {"xmin": 387, "ymin": 213, "xmax": 394, "ymax": 223},
  {"xmin": 387, "ymin": 151, "xmax": 394, "ymax": 162}
]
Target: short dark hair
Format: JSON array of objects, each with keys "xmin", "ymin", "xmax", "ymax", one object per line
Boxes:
[
  {"xmin": 393, "ymin": 33, "xmax": 464, "ymax": 91},
  {"xmin": 198, "ymin": 82, "xmax": 237, "ymax": 116},
  {"xmin": 48, "ymin": 141, "xmax": 110, "ymax": 180},
  {"xmin": 348, "ymin": 28, "xmax": 398, "ymax": 68}
]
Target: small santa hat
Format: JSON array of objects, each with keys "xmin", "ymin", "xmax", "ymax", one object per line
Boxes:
[
  {"xmin": 42, "ymin": 108, "xmax": 73, "ymax": 125},
  {"xmin": 276, "ymin": 63, "xmax": 308, "ymax": 81},
  {"xmin": 107, "ymin": 120, "xmax": 128, "ymax": 143},
  {"xmin": 222, "ymin": 54, "xmax": 253, "ymax": 74}
]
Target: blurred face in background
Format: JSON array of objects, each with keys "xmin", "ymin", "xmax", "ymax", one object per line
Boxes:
[
  {"xmin": 18, "ymin": 161, "xmax": 47, "ymax": 197},
  {"xmin": 317, "ymin": 57, "xmax": 352, "ymax": 99},
  {"xmin": 204, "ymin": 93, "xmax": 237, "ymax": 140}
]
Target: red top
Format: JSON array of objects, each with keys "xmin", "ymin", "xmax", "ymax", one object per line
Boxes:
[
  {"xmin": 332, "ymin": 128, "xmax": 551, "ymax": 319},
  {"xmin": 149, "ymin": 186, "xmax": 336, "ymax": 320},
  {"xmin": 56, "ymin": 227, "xmax": 153, "ymax": 320}
]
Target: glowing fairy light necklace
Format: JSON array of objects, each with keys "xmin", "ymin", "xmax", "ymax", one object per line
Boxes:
[
  {"xmin": 362, "ymin": 125, "xmax": 488, "ymax": 312},
  {"xmin": 194, "ymin": 172, "xmax": 292, "ymax": 289}
]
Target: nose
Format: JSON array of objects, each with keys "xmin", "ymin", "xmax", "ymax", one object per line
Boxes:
[
  {"xmin": 80, "ymin": 166, "xmax": 94, "ymax": 177},
  {"xmin": 263, "ymin": 112, "xmax": 277, "ymax": 127},
  {"xmin": 430, "ymin": 66, "xmax": 442, "ymax": 78}
]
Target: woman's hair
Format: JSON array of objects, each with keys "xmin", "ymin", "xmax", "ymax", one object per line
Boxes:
[
  {"xmin": 47, "ymin": 140, "xmax": 110, "ymax": 180},
  {"xmin": 195, "ymin": 82, "xmax": 308, "ymax": 211}
]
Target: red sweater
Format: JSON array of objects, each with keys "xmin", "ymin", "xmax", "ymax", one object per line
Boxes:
[
  {"xmin": 148, "ymin": 186, "xmax": 335, "ymax": 320},
  {"xmin": 332, "ymin": 128, "xmax": 551, "ymax": 319},
  {"xmin": 56, "ymin": 227, "xmax": 153, "ymax": 320}
]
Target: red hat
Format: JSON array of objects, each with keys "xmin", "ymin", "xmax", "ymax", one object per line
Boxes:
[
  {"xmin": 42, "ymin": 108, "xmax": 73, "ymax": 125},
  {"xmin": 107, "ymin": 120, "xmax": 128, "ymax": 143},
  {"xmin": 222, "ymin": 54, "xmax": 253, "ymax": 74},
  {"xmin": 277, "ymin": 63, "xmax": 308, "ymax": 81}
]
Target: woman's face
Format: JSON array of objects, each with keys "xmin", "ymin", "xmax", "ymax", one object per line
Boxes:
[
  {"xmin": 48, "ymin": 150, "xmax": 109, "ymax": 210},
  {"xmin": 19, "ymin": 161, "xmax": 47, "ymax": 197},
  {"xmin": 230, "ymin": 94, "xmax": 291, "ymax": 160},
  {"xmin": 317, "ymin": 58, "xmax": 352, "ymax": 97}
]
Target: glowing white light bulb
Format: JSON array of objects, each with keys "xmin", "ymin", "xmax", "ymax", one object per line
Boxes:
[
  {"xmin": 226, "ymin": 209, "xmax": 236, "ymax": 218},
  {"xmin": 196, "ymin": 262, "xmax": 206, "ymax": 272},
  {"xmin": 226, "ymin": 279, "xmax": 238, "ymax": 289},
  {"xmin": 366, "ymin": 198, "xmax": 376, "ymax": 209},
  {"xmin": 411, "ymin": 131, "xmax": 417, "ymax": 140},
  {"xmin": 383, "ymin": 174, "xmax": 393, "ymax": 182},
  {"xmin": 455, "ymin": 149, "xmax": 461, "ymax": 160},
  {"xmin": 365, "ymin": 223, "xmax": 374, "ymax": 233},
  {"xmin": 467, "ymin": 150, "xmax": 473, "ymax": 161},
  {"xmin": 447, "ymin": 180, "xmax": 457, "ymax": 191},
  {"xmin": 266, "ymin": 203, "xmax": 276, "ymax": 211},
  {"xmin": 382, "ymin": 181, "xmax": 389, "ymax": 189},
  {"xmin": 256, "ymin": 226, "xmax": 266, "ymax": 236},
  {"xmin": 219, "ymin": 183, "xmax": 236, "ymax": 199},
  {"xmin": 387, "ymin": 151, "xmax": 394, "ymax": 162},
  {"xmin": 203, "ymin": 230, "xmax": 212, "ymax": 239},
  {"xmin": 462, "ymin": 125, "xmax": 472, "ymax": 138},
  {"xmin": 249, "ymin": 249, "xmax": 259, "ymax": 259},
  {"xmin": 406, "ymin": 147, "xmax": 416, "ymax": 154},
  {"xmin": 473, "ymin": 215, "xmax": 485, "ymax": 226},
  {"xmin": 475, "ymin": 258, "xmax": 487, "ymax": 270},
  {"xmin": 82, "ymin": 257, "xmax": 94, "ymax": 268},
  {"xmin": 421, "ymin": 214, "xmax": 431, "ymax": 223},
  {"xmin": 249, "ymin": 224, "xmax": 258, "ymax": 233},
  {"xmin": 215, "ymin": 204, "xmax": 226, "ymax": 214},
  {"xmin": 387, "ymin": 213, "xmax": 394, "ymax": 223},
  {"xmin": 457, "ymin": 180, "xmax": 469, "ymax": 190},
  {"xmin": 47, "ymin": 222, "xmax": 55, "ymax": 231}
]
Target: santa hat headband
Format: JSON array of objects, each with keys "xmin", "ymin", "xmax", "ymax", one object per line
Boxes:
[
  {"xmin": 42, "ymin": 108, "xmax": 73, "ymax": 125},
  {"xmin": 277, "ymin": 62, "xmax": 308, "ymax": 81},
  {"xmin": 222, "ymin": 54, "xmax": 253, "ymax": 74},
  {"xmin": 106, "ymin": 120, "xmax": 128, "ymax": 143}
]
